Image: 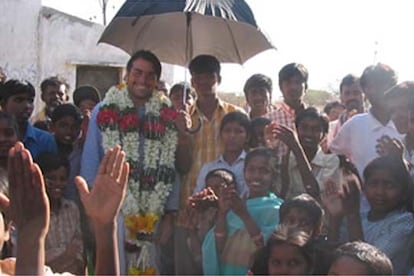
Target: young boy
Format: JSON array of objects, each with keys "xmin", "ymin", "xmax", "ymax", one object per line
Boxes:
[
  {"xmin": 269, "ymin": 107, "xmax": 341, "ymax": 200},
  {"xmin": 35, "ymin": 152, "xmax": 85, "ymax": 275},
  {"xmin": 50, "ymin": 103, "xmax": 83, "ymax": 201},
  {"xmin": 72, "ymin": 85, "xmax": 101, "ymax": 145},
  {"xmin": 243, "ymin": 74, "xmax": 274, "ymax": 119},
  {"xmin": 265, "ymin": 63, "xmax": 308, "ymax": 159},
  {"xmin": 0, "ymin": 79, "xmax": 57, "ymax": 159},
  {"xmin": 194, "ymin": 111, "xmax": 250, "ymax": 196},
  {"xmin": 168, "ymin": 82, "xmax": 195, "ymax": 111},
  {"xmin": 328, "ymin": 241, "xmax": 393, "ymax": 275}
]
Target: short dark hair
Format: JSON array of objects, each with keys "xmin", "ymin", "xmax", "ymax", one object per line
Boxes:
[
  {"xmin": 40, "ymin": 76, "xmax": 69, "ymax": 94},
  {"xmin": 73, "ymin": 85, "xmax": 101, "ymax": 107},
  {"xmin": 360, "ymin": 63, "xmax": 397, "ymax": 91},
  {"xmin": 219, "ymin": 111, "xmax": 250, "ymax": 134},
  {"xmin": 331, "ymin": 241, "xmax": 393, "ymax": 275},
  {"xmin": 0, "ymin": 79, "xmax": 35, "ymax": 107},
  {"xmin": 323, "ymin": 101, "xmax": 345, "ymax": 115},
  {"xmin": 250, "ymin": 226, "xmax": 314, "ymax": 275},
  {"xmin": 363, "ymin": 156, "xmax": 413, "ymax": 212},
  {"xmin": 340, "ymin": 74, "xmax": 360, "ymax": 93},
  {"xmin": 295, "ymin": 107, "xmax": 329, "ymax": 135},
  {"xmin": 243, "ymin": 74, "xmax": 272, "ymax": 97},
  {"xmin": 250, "ymin": 117, "xmax": 271, "ymax": 130},
  {"xmin": 205, "ymin": 168, "xmax": 236, "ymax": 187},
  {"xmin": 35, "ymin": 152, "xmax": 70, "ymax": 175},
  {"xmin": 169, "ymin": 81, "xmax": 195, "ymax": 99},
  {"xmin": 127, "ymin": 50, "xmax": 162, "ymax": 80},
  {"xmin": 50, "ymin": 103, "xmax": 82, "ymax": 125},
  {"xmin": 189, "ymin": 55, "xmax": 221, "ymax": 75},
  {"xmin": 279, "ymin": 193, "xmax": 324, "ymax": 228},
  {"xmin": 279, "ymin": 63, "xmax": 309, "ymax": 90}
]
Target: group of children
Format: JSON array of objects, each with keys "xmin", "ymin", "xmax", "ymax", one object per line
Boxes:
[{"xmin": 1, "ymin": 59, "xmax": 414, "ymax": 276}]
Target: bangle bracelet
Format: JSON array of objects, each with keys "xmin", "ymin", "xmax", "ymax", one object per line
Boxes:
[{"xmin": 214, "ymin": 231, "xmax": 226, "ymax": 238}]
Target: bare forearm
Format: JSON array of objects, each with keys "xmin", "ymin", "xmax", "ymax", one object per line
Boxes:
[
  {"xmin": 16, "ymin": 235, "xmax": 46, "ymax": 275},
  {"xmin": 239, "ymin": 212, "xmax": 262, "ymax": 247},
  {"xmin": 292, "ymin": 146, "xmax": 320, "ymax": 200},
  {"xmin": 215, "ymin": 212, "xmax": 227, "ymax": 256},
  {"xmin": 94, "ymin": 222, "xmax": 118, "ymax": 275}
]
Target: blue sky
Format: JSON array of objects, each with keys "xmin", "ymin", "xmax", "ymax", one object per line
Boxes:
[{"xmin": 42, "ymin": 0, "xmax": 414, "ymax": 99}]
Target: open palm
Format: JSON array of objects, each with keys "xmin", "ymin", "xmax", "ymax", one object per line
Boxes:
[{"xmin": 75, "ymin": 145, "xmax": 129, "ymax": 226}]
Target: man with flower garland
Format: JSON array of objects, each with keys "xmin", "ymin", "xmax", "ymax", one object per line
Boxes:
[{"xmin": 80, "ymin": 50, "xmax": 192, "ymax": 275}]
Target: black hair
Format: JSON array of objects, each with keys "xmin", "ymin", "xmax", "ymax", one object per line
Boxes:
[
  {"xmin": 219, "ymin": 111, "xmax": 250, "ymax": 135},
  {"xmin": 189, "ymin": 55, "xmax": 221, "ymax": 75},
  {"xmin": 250, "ymin": 226, "xmax": 314, "ymax": 275},
  {"xmin": 340, "ymin": 74, "xmax": 360, "ymax": 93},
  {"xmin": 169, "ymin": 81, "xmax": 195, "ymax": 99},
  {"xmin": 295, "ymin": 107, "xmax": 329, "ymax": 135},
  {"xmin": 40, "ymin": 76, "xmax": 69, "ymax": 94},
  {"xmin": 73, "ymin": 85, "xmax": 101, "ymax": 107},
  {"xmin": 205, "ymin": 168, "xmax": 236, "ymax": 187},
  {"xmin": 363, "ymin": 156, "xmax": 413, "ymax": 212},
  {"xmin": 323, "ymin": 101, "xmax": 345, "ymax": 115},
  {"xmin": 330, "ymin": 241, "xmax": 393, "ymax": 275},
  {"xmin": 360, "ymin": 63, "xmax": 397, "ymax": 91},
  {"xmin": 244, "ymin": 147, "xmax": 278, "ymax": 177},
  {"xmin": 243, "ymin": 74, "xmax": 273, "ymax": 97},
  {"xmin": 278, "ymin": 63, "xmax": 309, "ymax": 90},
  {"xmin": 50, "ymin": 103, "xmax": 82, "ymax": 125},
  {"xmin": 248, "ymin": 117, "xmax": 271, "ymax": 149},
  {"xmin": 35, "ymin": 152, "xmax": 70, "ymax": 175},
  {"xmin": 0, "ymin": 79, "xmax": 35, "ymax": 107},
  {"xmin": 126, "ymin": 50, "xmax": 162, "ymax": 80},
  {"xmin": 279, "ymin": 193, "xmax": 324, "ymax": 229}
]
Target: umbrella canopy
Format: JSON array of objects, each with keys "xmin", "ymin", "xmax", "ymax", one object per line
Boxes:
[{"xmin": 98, "ymin": 0, "xmax": 275, "ymax": 66}]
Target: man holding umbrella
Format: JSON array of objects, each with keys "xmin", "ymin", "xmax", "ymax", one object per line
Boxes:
[{"xmin": 81, "ymin": 50, "xmax": 192, "ymax": 274}]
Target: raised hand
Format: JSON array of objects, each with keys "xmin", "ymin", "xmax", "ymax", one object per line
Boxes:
[
  {"xmin": 264, "ymin": 122, "xmax": 279, "ymax": 149},
  {"xmin": 273, "ymin": 124, "xmax": 301, "ymax": 151},
  {"xmin": 1, "ymin": 142, "xmax": 50, "ymax": 275},
  {"xmin": 376, "ymin": 135, "xmax": 404, "ymax": 159},
  {"xmin": 322, "ymin": 178, "xmax": 344, "ymax": 218},
  {"xmin": 75, "ymin": 145, "xmax": 129, "ymax": 226},
  {"xmin": 218, "ymin": 185, "xmax": 233, "ymax": 215}
]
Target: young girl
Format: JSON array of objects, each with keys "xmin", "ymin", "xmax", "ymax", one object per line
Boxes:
[
  {"xmin": 324, "ymin": 156, "xmax": 414, "ymax": 274},
  {"xmin": 250, "ymin": 226, "xmax": 314, "ymax": 275},
  {"xmin": 194, "ymin": 111, "xmax": 250, "ymax": 196},
  {"xmin": 202, "ymin": 148, "xmax": 283, "ymax": 275},
  {"xmin": 0, "ymin": 111, "xmax": 18, "ymax": 194}
]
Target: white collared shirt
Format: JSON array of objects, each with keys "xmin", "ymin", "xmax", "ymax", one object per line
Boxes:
[
  {"xmin": 329, "ymin": 110, "xmax": 404, "ymax": 177},
  {"xmin": 193, "ymin": 150, "xmax": 247, "ymax": 196}
]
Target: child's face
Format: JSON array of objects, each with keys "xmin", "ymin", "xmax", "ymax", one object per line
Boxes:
[
  {"xmin": 4, "ymin": 93, "xmax": 34, "ymax": 123},
  {"xmin": 245, "ymin": 155, "xmax": 273, "ymax": 197},
  {"xmin": 297, "ymin": 118, "xmax": 324, "ymax": 151},
  {"xmin": 268, "ymin": 242, "xmax": 310, "ymax": 275},
  {"xmin": 79, "ymin": 99, "xmax": 97, "ymax": 114},
  {"xmin": 364, "ymin": 169, "xmax": 404, "ymax": 215},
  {"xmin": 282, "ymin": 207, "xmax": 317, "ymax": 237},
  {"xmin": 246, "ymin": 87, "xmax": 270, "ymax": 114},
  {"xmin": 45, "ymin": 166, "xmax": 68, "ymax": 201},
  {"xmin": 206, "ymin": 176, "xmax": 229, "ymax": 197},
  {"xmin": 280, "ymin": 75, "xmax": 306, "ymax": 105},
  {"xmin": 251, "ymin": 124, "xmax": 267, "ymax": 148},
  {"xmin": 51, "ymin": 116, "xmax": 81, "ymax": 145},
  {"xmin": 328, "ymin": 256, "xmax": 370, "ymax": 275},
  {"xmin": 220, "ymin": 121, "xmax": 248, "ymax": 152},
  {"xmin": 389, "ymin": 93, "xmax": 409, "ymax": 134},
  {"xmin": 0, "ymin": 119, "xmax": 17, "ymax": 160}
]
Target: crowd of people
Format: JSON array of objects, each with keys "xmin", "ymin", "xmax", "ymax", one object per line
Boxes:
[{"xmin": 0, "ymin": 50, "xmax": 413, "ymax": 275}]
